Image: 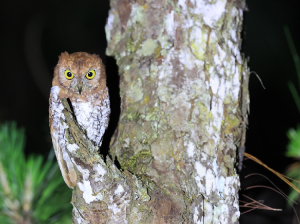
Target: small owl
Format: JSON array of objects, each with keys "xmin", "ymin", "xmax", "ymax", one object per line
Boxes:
[{"xmin": 49, "ymin": 52, "xmax": 110, "ymax": 188}]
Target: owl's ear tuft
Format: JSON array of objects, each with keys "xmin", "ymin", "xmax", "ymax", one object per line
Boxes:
[
  {"xmin": 92, "ymin": 53, "xmax": 100, "ymax": 59},
  {"xmin": 58, "ymin": 52, "xmax": 70, "ymax": 63},
  {"xmin": 57, "ymin": 52, "xmax": 72, "ymax": 69},
  {"xmin": 91, "ymin": 54, "xmax": 104, "ymax": 67}
]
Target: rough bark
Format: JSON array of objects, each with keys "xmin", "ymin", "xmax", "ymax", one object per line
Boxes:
[{"xmin": 69, "ymin": 0, "xmax": 249, "ymax": 223}]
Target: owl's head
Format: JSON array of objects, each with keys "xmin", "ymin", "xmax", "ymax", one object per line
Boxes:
[{"xmin": 53, "ymin": 52, "xmax": 106, "ymax": 94}]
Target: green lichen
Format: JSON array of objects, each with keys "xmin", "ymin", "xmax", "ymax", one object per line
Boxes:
[
  {"xmin": 220, "ymin": 162, "xmax": 228, "ymax": 176},
  {"xmin": 120, "ymin": 147, "xmax": 153, "ymax": 174},
  {"xmin": 65, "ymin": 129, "xmax": 75, "ymax": 144},
  {"xmin": 131, "ymin": 5, "xmax": 146, "ymax": 24},
  {"xmin": 190, "ymin": 26, "xmax": 209, "ymax": 61},
  {"xmin": 127, "ymin": 38, "xmax": 137, "ymax": 53},
  {"xmin": 157, "ymin": 35, "xmax": 174, "ymax": 51},
  {"xmin": 145, "ymin": 107, "xmax": 161, "ymax": 122},
  {"xmin": 126, "ymin": 77, "xmax": 144, "ymax": 103},
  {"xmin": 223, "ymin": 155, "xmax": 233, "ymax": 170},
  {"xmin": 125, "ymin": 26, "xmax": 144, "ymax": 55},
  {"xmin": 138, "ymin": 185, "xmax": 150, "ymax": 202},
  {"xmin": 157, "ymin": 85, "xmax": 171, "ymax": 102},
  {"xmin": 150, "ymin": 63, "xmax": 158, "ymax": 78},
  {"xmin": 224, "ymin": 114, "xmax": 240, "ymax": 134},
  {"xmin": 154, "ymin": 43, "xmax": 162, "ymax": 58},
  {"xmin": 223, "ymin": 95, "xmax": 231, "ymax": 104},
  {"xmin": 141, "ymin": 95, "xmax": 150, "ymax": 105},
  {"xmin": 123, "ymin": 108, "xmax": 140, "ymax": 122},
  {"xmin": 106, "ymin": 31, "xmax": 122, "ymax": 56},
  {"xmin": 232, "ymin": 215, "xmax": 238, "ymax": 223},
  {"xmin": 191, "ymin": 42, "xmax": 206, "ymax": 60},
  {"xmin": 197, "ymin": 102, "xmax": 212, "ymax": 121},
  {"xmin": 120, "ymin": 149, "xmax": 136, "ymax": 171},
  {"xmin": 137, "ymin": 39, "xmax": 158, "ymax": 56}
]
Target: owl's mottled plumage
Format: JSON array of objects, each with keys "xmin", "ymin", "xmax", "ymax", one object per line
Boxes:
[{"xmin": 49, "ymin": 52, "xmax": 110, "ymax": 188}]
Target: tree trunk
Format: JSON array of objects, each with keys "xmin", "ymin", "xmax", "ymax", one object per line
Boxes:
[{"xmin": 71, "ymin": 0, "xmax": 249, "ymax": 223}]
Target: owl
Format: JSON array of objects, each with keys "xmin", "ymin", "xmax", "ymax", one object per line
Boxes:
[{"xmin": 49, "ymin": 52, "xmax": 110, "ymax": 188}]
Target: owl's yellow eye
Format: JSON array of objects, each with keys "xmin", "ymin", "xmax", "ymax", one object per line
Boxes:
[
  {"xmin": 86, "ymin": 70, "xmax": 96, "ymax": 80},
  {"xmin": 64, "ymin": 70, "xmax": 74, "ymax": 80}
]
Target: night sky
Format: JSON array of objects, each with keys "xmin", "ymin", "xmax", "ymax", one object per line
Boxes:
[{"xmin": 0, "ymin": 0, "xmax": 299, "ymax": 223}]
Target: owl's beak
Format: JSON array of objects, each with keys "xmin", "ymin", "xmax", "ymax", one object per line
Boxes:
[{"xmin": 77, "ymin": 85, "xmax": 83, "ymax": 94}]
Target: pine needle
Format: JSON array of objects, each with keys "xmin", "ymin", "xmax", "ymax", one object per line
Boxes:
[{"xmin": 244, "ymin": 152, "xmax": 300, "ymax": 194}]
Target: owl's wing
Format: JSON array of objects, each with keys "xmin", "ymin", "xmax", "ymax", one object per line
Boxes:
[
  {"xmin": 50, "ymin": 131, "xmax": 77, "ymax": 188},
  {"xmin": 49, "ymin": 87, "xmax": 77, "ymax": 188}
]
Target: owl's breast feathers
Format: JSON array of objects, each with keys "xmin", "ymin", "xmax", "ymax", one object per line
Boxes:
[
  {"xmin": 49, "ymin": 86, "xmax": 110, "ymax": 188},
  {"xmin": 71, "ymin": 88, "xmax": 110, "ymax": 146}
]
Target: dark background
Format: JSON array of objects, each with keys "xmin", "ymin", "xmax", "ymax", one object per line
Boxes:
[{"xmin": 0, "ymin": 0, "xmax": 299, "ymax": 223}]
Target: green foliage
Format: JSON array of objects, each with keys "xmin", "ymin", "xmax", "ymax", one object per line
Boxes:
[
  {"xmin": 286, "ymin": 127, "xmax": 300, "ymax": 158},
  {"xmin": 0, "ymin": 122, "xmax": 72, "ymax": 224},
  {"xmin": 286, "ymin": 127, "xmax": 300, "ymax": 202},
  {"xmin": 285, "ymin": 26, "xmax": 300, "ymax": 114},
  {"xmin": 285, "ymin": 26, "xmax": 300, "ymax": 204}
]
